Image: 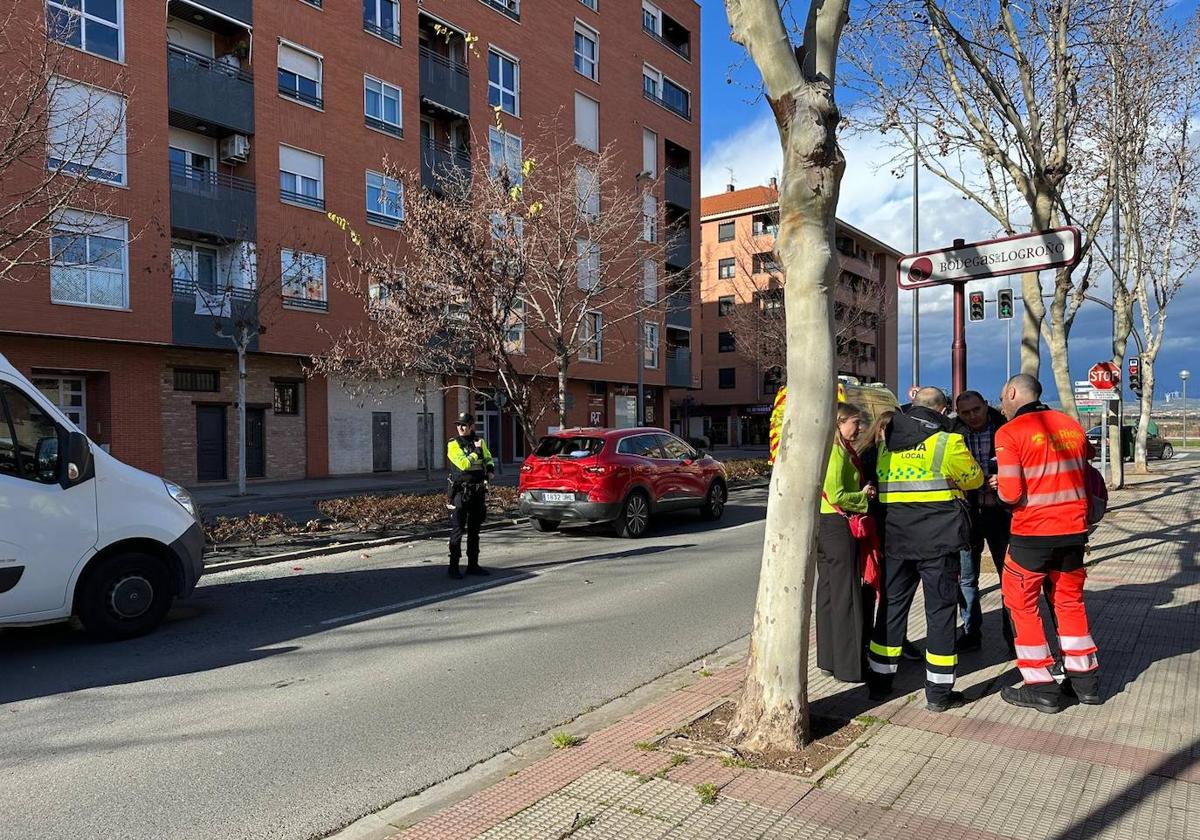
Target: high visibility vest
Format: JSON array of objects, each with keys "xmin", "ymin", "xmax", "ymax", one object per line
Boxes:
[
  {"xmin": 768, "ymin": 382, "xmax": 848, "ymax": 464},
  {"xmin": 995, "ymin": 408, "xmax": 1089, "ymax": 536},
  {"xmin": 876, "ymin": 431, "xmax": 973, "ymax": 504}
]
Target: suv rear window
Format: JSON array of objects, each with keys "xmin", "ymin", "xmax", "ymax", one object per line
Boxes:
[{"xmin": 535, "ymin": 436, "xmax": 604, "ymax": 458}]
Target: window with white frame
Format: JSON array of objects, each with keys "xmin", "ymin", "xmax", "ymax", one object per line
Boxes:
[
  {"xmin": 503, "ymin": 296, "xmax": 525, "ymax": 353},
  {"xmin": 643, "ymin": 65, "xmax": 662, "ymax": 100},
  {"xmin": 277, "ymin": 41, "xmax": 323, "ymax": 108},
  {"xmin": 488, "ymin": 127, "xmax": 523, "ymax": 184},
  {"xmin": 171, "ymin": 240, "xmax": 219, "ymax": 294},
  {"xmin": 576, "ymin": 164, "xmax": 599, "ymax": 221},
  {"xmin": 576, "ymin": 239, "xmax": 600, "ymax": 290},
  {"xmin": 642, "ymin": 1, "xmax": 662, "ymax": 35},
  {"xmin": 574, "ymin": 92, "xmax": 599, "ymax": 152},
  {"xmin": 366, "ymin": 171, "xmax": 404, "ymax": 226},
  {"xmin": 47, "ymin": 0, "xmax": 122, "ymax": 61},
  {"xmin": 281, "ymin": 249, "xmax": 327, "ymax": 306},
  {"xmin": 50, "ymin": 211, "xmax": 128, "ymax": 309},
  {"xmin": 642, "ymin": 194, "xmax": 658, "ymax": 242},
  {"xmin": 47, "ymin": 78, "xmax": 126, "ymax": 186},
  {"xmin": 580, "ymin": 311, "xmax": 602, "ymax": 361},
  {"xmin": 279, "ymin": 145, "xmax": 324, "ymax": 209},
  {"xmin": 642, "ymin": 129, "xmax": 658, "ymax": 177},
  {"xmin": 573, "ymin": 23, "xmax": 598, "ymax": 81},
  {"xmin": 364, "ymin": 76, "xmax": 402, "ymax": 136},
  {"xmin": 643, "ymin": 259, "xmax": 657, "ymax": 303},
  {"xmin": 488, "ymin": 49, "xmax": 519, "ymax": 116},
  {"xmin": 32, "ymin": 376, "xmax": 86, "ymax": 430},
  {"xmin": 644, "ymin": 322, "xmax": 660, "ymax": 369},
  {"xmin": 363, "ymin": 0, "xmax": 400, "ymax": 43},
  {"xmin": 579, "ymin": 0, "xmax": 597, "ymax": 9}
]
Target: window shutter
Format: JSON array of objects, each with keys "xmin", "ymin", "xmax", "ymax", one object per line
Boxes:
[
  {"xmin": 642, "ymin": 129, "xmax": 657, "ymax": 177},
  {"xmin": 278, "ymin": 43, "xmax": 321, "ymax": 79},
  {"xmin": 574, "ymin": 92, "xmax": 599, "ymax": 151},
  {"xmin": 279, "ymin": 145, "xmax": 323, "ymax": 180}
]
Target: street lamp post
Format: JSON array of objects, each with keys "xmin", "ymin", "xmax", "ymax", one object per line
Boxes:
[
  {"xmin": 1182, "ymin": 370, "xmax": 1192, "ymax": 449},
  {"xmin": 635, "ymin": 170, "xmax": 653, "ymax": 427}
]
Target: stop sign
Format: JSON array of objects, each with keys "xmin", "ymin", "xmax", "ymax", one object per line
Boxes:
[{"xmin": 1088, "ymin": 361, "xmax": 1121, "ymax": 390}]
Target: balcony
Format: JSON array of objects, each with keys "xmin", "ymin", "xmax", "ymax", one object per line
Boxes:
[
  {"xmin": 482, "ymin": 0, "xmax": 520, "ymax": 21},
  {"xmin": 169, "ymin": 162, "xmax": 256, "ymax": 241},
  {"xmin": 643, "ymin": 21, "xmax": 690, "ymax": 61},
  {"xmin": 667, "ymin": 231, "xmax": 692, "ymax": 269},
  {"xmin": 171, "ymin": 276, "xmax": 258, "ymax": 350},
  {"xmin": 643, "ymin": 86, "xmax": 691, "ymax": 121},
  {"xmin": 167, "ymin": 45, "xmax": 254, "ymax": 136},
  {"xmin": 364, "ymin": 20, "xmax": 401, "ymax": 46},
  {"xmin": 666, "ymin": 348, "xmax": 692, "ymax": 388},
  {"xmin": 420, "ymin": 47, "xmax": 470, "ymax": 118},
  {"xmin": 282, "ymin": 295, "xmax": 328, "ymax": 312},
  {"xmin": 190, "ymin": 0, "xmax": 252, "ymax": 23},
  {"xmin": 421, "ymin": 140, "xmax": 472, "ymax": 192},
  {"xmin": 665, "ymin": 165, "xmax": 691, "ymax": 210},
  {"xmin": 666, "ymin": 288, "xmax": 692, "ymax": 329}
]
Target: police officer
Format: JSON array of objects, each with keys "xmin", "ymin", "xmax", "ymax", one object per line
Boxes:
[
  {"xmin": 868, "ymin": 387, "xmax": 984, "ymax": 712},
  {"xmin": 446, "ymin": 412, "xmax": 495, "ymax": 579}
]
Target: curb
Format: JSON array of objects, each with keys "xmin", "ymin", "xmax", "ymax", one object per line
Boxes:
[{"xmin": 202, "ymin": 479, "xmax": 770, "ymax": 577}]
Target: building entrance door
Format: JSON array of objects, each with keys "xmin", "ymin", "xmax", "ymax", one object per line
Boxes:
[
  {"xmin": 196, "ymin": 405, "xmax": 227, "ymax": 481},
  {"xmin": 246, "ymin": 408, "xmax": 265, "ymax": 478},
  {"xmin": 372, "ymin": 411, "xmax": 392, "ymax": 472}
]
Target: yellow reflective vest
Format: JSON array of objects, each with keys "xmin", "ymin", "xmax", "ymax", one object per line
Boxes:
[
  {"xmin": 876, "ymin": 431, "xmax": 983, "ymax": 504},
  {"xmin": 447, "ymin": 436, "xmax": 494, "ymax": 482}
]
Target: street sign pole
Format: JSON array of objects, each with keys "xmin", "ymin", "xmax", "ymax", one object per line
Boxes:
[{"xmin": 951, "ymin": 280, "xmax": 967, "ymax": 399}]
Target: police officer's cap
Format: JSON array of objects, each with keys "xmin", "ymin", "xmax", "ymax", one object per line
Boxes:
[{"xmin": 456, "ymin": 412, "xmax": 476, "ymax": 426}]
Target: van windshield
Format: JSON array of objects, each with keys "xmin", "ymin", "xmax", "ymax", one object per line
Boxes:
[{"xmin": 535, "ymin": 436, "xmax": 604, "ymax": 458}]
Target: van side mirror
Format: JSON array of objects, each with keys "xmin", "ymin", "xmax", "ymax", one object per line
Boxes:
[
  {"xmin": 66, "ymin": 431, "xmax": 92, "ymax": 483},
  {"xmin": 34, "ymin": 436, "xmax": 59, "ymax": 482}
]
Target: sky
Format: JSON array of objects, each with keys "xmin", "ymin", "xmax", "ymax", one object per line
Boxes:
[{"xmin": 696, "ymin": 1, "xmax": 1200, "ymax": 407}]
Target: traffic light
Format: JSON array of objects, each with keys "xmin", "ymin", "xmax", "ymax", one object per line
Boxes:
[
  {"xmin": 1129, "ymin": 356, "xmax": 1142, "ymax": 396},
  {"xmin": 969, "ymin": 290, "xmax": 985, "ymax": 322},
  {"xmin": 998, "ymin": 288, "xmax": 1014, "ymax": 320}
]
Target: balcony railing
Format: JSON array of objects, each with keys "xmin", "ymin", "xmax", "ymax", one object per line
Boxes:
[
  {"xmin": 667, "ymin": 231, "xmax": 692, "ymax": 269},
  {"xmin": 482, "ymin": 0, "xmax": 520, "ymax": 21},
  {"xmin": 419, "ymin": 47, "xmax": 470, "ymax": 117},
  {"xmin": 643, "ymin": 24, "xmax": 690, "ymax": 60},
  {"xmin": 666, "ymin": 348, "xmax": 692, "ymax": 388},
  {"xmin": 665, "ymin": 165, "xmax": 691, "ymax": 209},
  {"xmin": 364, "ymin": 20, "xmax": 401, "ymax": 45},
  {"xmin": 666, "ymin": 287, "xmax": 692, "ymax": 328},
  {"xmin": 283, "ymin": 295, "xmax": 329, "ymax": 312},
  {"xmin": 167, "ymin": 44, "xmax": 254, "ymax": 135},
  {"xmin": 365, "ymin": 115, "xmax": 403, "ymax": 138},
  {"xmin": 280, "ymin": 188, "xmax": 325, "ymax": 211},
  {"xmin": 421, "ymin": 140, "xmax": 472, "ymax": 192},
  {"xmin": 278, "ymin": 80, "xmax": 323, "ymax": 110},
  {"xmin": 643, "ymin": 88, "xmax": 691, "ymax": 121},
  {"xmin": 169, "ymin": 161, "xmax": 256, "ymax": 240}
]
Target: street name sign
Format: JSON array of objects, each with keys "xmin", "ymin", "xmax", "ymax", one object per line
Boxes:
[{"xmin": 897, "ymin": 227, "xmax": 1082, "ymax": 290}]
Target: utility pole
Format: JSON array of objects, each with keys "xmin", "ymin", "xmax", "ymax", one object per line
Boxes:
[
  {"xmin": 635, "ymin": 170, "xmax": 652, "ymax": 426},
  {"xmin": 1183, "ymin": 370, "xmax": 1192, "ymax": 449},
  {"xmin": 911, "ymin": 118, "xmax": 921, "ymax": 390}
]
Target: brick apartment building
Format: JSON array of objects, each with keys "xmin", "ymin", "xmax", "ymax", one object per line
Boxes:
[
  {"xmin": 682, "ymin": 183, "xmax": 900, "ymax": 448},
  {"xmin": 1, "ymin": 0, "xmax": 701, "ymax": 485}
]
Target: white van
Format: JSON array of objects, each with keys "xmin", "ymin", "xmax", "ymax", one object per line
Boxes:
[{"xmin": 0, "ymin": 353, "xmax": 204, "ymax": 639}]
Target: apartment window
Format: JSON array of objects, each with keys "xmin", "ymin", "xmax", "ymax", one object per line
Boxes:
[
  {"xmin": 488, "ymin": 127, "xmax": 523, "ymax": 185},
  {"xmin": 363, "ymin": 0, "xmax": 400, "ymax": 44},
  {"xmin": 576, "ymin": 239, "xmax": 600, "ymax": 290},
  {"xmin": 718, "ymin": 331, "xmax": 736, "ymax": 353},
  {"xmin": 574, "ymin": 92, "xmax": 599, "ymax": 152},
  {"xmin": 642, "ymin": 129, "xmax": 658, "ymax": 177},
  {"xmin": 753, "ymin": 213, "xmax": 779, "ymax": 237},
  {"xmin": 718, "ymin": 258, "xmax": 735, "ymax": 280},
  {"xmin": 273, "ymin": 382, "xmax": 300, "ymax": 415},
  {"xmin": 279, "ymin": 145, "xmax": 324, "ymax": 210},
  {"xmin": 281, "ymin": 249, "xmax": 328, "ymax": 309},
  {"xmin": 643, "ymin": 65, "xmax": 661, "ymax": 100},
  {"xmin": 662, "ymin": 78, "xmax": 691, "ymax": 119},
  {"xmin": 759, "ymin": 288, "xmax": 784, "ymax": 314},
  {"xmin": 364, "ymin": 76, "xmax": 402, "ymax": 136},
  {"xmin": 574, "ymin": 23, "xmax": 598, "ymax": 81},
  {"xmin": 488, "ymin": 49, "xmax": 519, "ymax": 116},
  {"xmin": 644, "ymin": 322, "xmax": 660, "ymax": 369},
  {"xmin": 718, "ymin": 295, "xmax": 735, "ymax": 316},
  {"xmin": 763, "ymin": 369, "xmax": 783, "ymax": 396},
  {"xmin": 753, "ymin": 252, "xmax": 780, "ymax": 274},
  {"xmin": 171, "ymin": 241, "xmax": 219, "ymax": 295},
  {"xmin": 277, "ymin": 42, "xmax": 323, "ymax": 108},
  {"xmin": 643, "ymin": 259, "xmax": 657, "ymax": 304},
  {"xmin": 503, "ymin": 297, "xmax": 526, "ymax": 354},
  {"xmin": 47, "ymin": 79, "xmax": 126, "ymax": 186},
  {"xmin": 579, "ymin": 0, "xmax": 597, "ymax": 9},
  {"xmin": 718, "ymin": 221, "xmax": 735, "ymax": 242},
  {"xmin": 642, "ymin": 1, "xmax": 662, "ymax": 35},
  {"xmin": 173, "ymin": 368, "xmax": 219, "ymax": 392},
  {"xmin": 580, "ymin": 311, "xmax": 603, "ymax": 361},
  {"xmin": 642, "ymin": 194, "xmax": 658, "ymax": 243},
  {"xmin": 576, "ymin": 164, "xmax": 600, "ymax": 220},
  {"xmin": 46, "ymin": 0, "xmax": 122, "ymax": 61},
  {"xmin": 50, "ymin": 211, "xmax": 128, "ymax": 309},
  {"xmin": 482, "ymin": 0, "xmax": 520, "ymax": 20},
  {"xmin": 366, "ymin": 171, "xmax": 404, "ymax": 226},
  {"xmin": 718, "ymin": 368, "xmax": 736, "ymax": 389}
]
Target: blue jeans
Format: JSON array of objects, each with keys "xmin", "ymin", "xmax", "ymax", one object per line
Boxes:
[{"xmin": 958, "ymin": 548, "xmax": 981, "ymax": 638}]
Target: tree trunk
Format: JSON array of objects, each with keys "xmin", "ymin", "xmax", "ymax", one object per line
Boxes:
[
  {"xmin": 1134, "ymin": 360, "xmax": 1155, "ymax": 474},
  {"xmin": 557, "ymin": 357, "xmax": 568, "ymax": 429},
  {"xmin": 1019, "ymin": 271, "xmax": 1042, "ymax": 376},
  {"xmin": 1108, "ymin": 310, "xmax": 1132, "ymax": 488},
  {"xmin": 237, "ymin": 341, "xmax": 247, "ymax": 496},
  {"xmin": 1046, "ymin": 313, "xmax": 1077, "ymax": 422}
]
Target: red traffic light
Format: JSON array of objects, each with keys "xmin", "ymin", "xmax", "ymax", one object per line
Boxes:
[{"xmin": 968, "ymin": 291, "xmax": 985, "ymax": 322}]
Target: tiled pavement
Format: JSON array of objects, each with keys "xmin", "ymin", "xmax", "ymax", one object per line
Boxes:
[{"xmin": 380, "ymin": 460, "xmax": 1200, "ymax": 840}]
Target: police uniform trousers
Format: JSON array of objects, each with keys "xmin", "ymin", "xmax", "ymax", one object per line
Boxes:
[
  {"xmin": 448, "ymin": 483, "xmax": 486, "ymax": 569},
  {"xmin": 869, "ymin": 552, "xmax": 960, "ymax": 703},
  {"xmin": 815, "ymin": 513, "xmax": 873, "ymax": 683},
  {"xmin": 1003, "ymin": 545, "xmax": 1099, "ymax": 695}
]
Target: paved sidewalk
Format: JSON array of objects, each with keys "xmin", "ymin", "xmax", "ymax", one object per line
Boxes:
[{"xmin": 339, "ymin": 458, "xmax": 1200, "ymax": 840}]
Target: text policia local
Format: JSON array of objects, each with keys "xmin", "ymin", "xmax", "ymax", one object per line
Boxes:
[{"xmin": 938, "ymin": 241, "xmax": 1067, "ymax": 273}]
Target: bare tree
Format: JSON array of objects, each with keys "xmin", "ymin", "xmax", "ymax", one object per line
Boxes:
[
  {"xmin": 723, "ymin": 0, "xmax": 847, "ymax": 751},
  {"xmin": 0, "ymin": 10, "xmax": 130, "ymax": 282}
]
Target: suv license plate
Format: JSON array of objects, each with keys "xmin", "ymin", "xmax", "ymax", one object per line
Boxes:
[{"xmin": 543, "ymin": 492, "xmax": 574, "ymax": 502}]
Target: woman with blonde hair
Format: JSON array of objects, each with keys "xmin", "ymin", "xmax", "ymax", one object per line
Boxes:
[{"xmin": 816, "ymin": 402, "xmax": 877, "ymax": 683}]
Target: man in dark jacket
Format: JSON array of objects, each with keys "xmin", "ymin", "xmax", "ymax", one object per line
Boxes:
[
  {"xmin": 868, "ymin": 388, "xmax": 984, "ymax": 711},
  {"xmin": 446, "ymin": 412, "xmax": 495, "ymax": 579},
  {"xmin": 952, "ymin": 390, "xmax": 1013, "ymax": 653}
]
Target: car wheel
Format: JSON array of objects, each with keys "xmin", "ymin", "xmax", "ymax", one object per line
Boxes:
[
  {"xmin": 1161, "ymin": 443, "xmax": 1175, "ymax": 460},
  {"xmin": 531, "ymin": 518, "xmax": 561, "ymax": 533},
  {"xmin": 700, "ymin": 480, "xmax": 727, "ymax": 521},
  {"xmin": 76, "ymin": 552, "xmax": 174, "ymax": 641},
  {"xmin": 614, "ymin": 490, "xmax": 651, "ymax": 538}
]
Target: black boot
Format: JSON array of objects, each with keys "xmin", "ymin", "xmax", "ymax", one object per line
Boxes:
[
  {"xmin": 465, "ymin": 564, "xmax": 490, "ymax": 576},
  {"xmin": 1063, "ymin": 673, "xmax": 1101, "ymax": 705},
  {"xmin": 448, "ymin": 565, "xmax": 464, "ymax": 579},
  {"xmin": 867, "ymin": 678, "xmax": 893, "ymax": 702},
  {"xmin": 926, "ymin": 690, "xmax": 966, "ymax": 713},
  {"xmin": 1001, "ymin": 683, "xmax": 1064, "ymax": 714}
]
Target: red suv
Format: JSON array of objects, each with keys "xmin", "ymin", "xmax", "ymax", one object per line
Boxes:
[{"xmin": 518, "ymin": 428, "xmax": 727, "ymax": 537}]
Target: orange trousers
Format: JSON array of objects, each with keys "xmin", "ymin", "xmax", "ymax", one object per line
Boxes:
[{"xmin": 1002, "ymin": 559, "xmax": 1099, "ymax": 685}]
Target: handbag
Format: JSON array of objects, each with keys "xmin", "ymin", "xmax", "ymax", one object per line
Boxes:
[{"xmin": 821, "ymin": 491, "xmax": 881, "ymax": 592}]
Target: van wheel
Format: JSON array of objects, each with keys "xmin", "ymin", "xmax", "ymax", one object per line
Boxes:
[
  {"xmin": 76, "ymin": 552, "xmax": 174, "ymax": 641},
  {"xmin": 532, "ymin": 518, "xmax": 560, "ymax": 533},
  {"xmin": 614, "ymin": 490, "xmax": 651, "ymax": 538},
  {"xmin": 700, "ymin": 480, "xmax": 727, "ymax": 521},
  {"xmin": 1161, "ymin": 444, "xmax": 1175, "ymax": 460}
]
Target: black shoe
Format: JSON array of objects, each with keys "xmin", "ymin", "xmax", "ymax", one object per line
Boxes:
[
  {"xmin": 867, "ymin": 682, "xmax": 892, "ymax": 702},
  {"xmin": 448, "ymin": 567, "xmax": 464, "ymax": 579},
  {"xmin": 1001, "ymin": 684, "xmax": 1064, "ymax": 714},
  {"xmin": 956, "ymin": 633, "xmax": 982, "ymax": 653},
  {"xmin": 465, "ymin": 565, "xmax": 491, "ymax": 576},
  {"xmin": 901, "ymin": 640, "xmax": 923, "ymax": 661},
  {"xmin": 1062, "ymin": 679, "xmax": 1102, "ymax": 705},
  {"xmin": 926, "ymin": 691, "xmax": 966, "ymax": 713}
]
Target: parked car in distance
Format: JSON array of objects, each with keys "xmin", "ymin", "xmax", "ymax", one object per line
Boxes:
[
  {"xmin": 1085, "ymin": 425, "xmax": 1174, "ymax": 461},
  {"xmin": 518, "ymin": 427, "xmax": 727, "ymax": 538}
]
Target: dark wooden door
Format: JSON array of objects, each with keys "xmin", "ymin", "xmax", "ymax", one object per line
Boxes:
[
  {"xmin": 372, "ymin": 412, "xmax": 392, "ymax": 472},
  {"xmin": 246, "ymin": 408, "xmax": 265, "ymax": 478},
  {"xmin": 196, "ymin": 405, "xmax": 227, "ymax": 481}
]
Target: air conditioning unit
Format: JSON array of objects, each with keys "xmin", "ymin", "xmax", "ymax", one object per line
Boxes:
[{"xmin": 220, "ymin": 134, "xmax": 250, "ymax": 164}]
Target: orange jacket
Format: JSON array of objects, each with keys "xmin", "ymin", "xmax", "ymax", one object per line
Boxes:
[{"xmin": 994, "ymin": 404, "xmax": 1089, "ymax": 537}]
